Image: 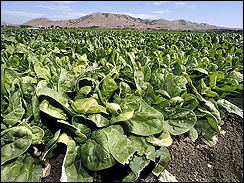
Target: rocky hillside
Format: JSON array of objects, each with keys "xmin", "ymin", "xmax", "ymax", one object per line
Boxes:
[{"xmin": 23, "ymin": 12, "xmax": 229, "ymax": 30}]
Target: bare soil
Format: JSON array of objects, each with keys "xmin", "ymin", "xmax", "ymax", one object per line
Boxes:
[
  {"xmin": 167, "ymin": 111, "xmax": 243, "ymax": 182},
  {"xmin": 41, "ymin": 111, "xmax": 243, "ymax": 182}
]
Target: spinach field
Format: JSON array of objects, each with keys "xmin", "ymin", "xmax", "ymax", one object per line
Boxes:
[{"xmin": 1, "ymin": 28, "xmax": 243, "ymax": 182}]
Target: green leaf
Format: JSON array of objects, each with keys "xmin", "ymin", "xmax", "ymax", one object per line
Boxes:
[
  {"xmin": 74, "ymin": 86, "xmax": 92, "ymax": 100},
  {"xmin": 42, "ymin": 129, "xmax": 61, "ymax": 161},
  {"xmin": 142, "ymin": 65, "xmax": 151, "ymax": 82},
  {"xmin": 209, "ymin": 71, "xmax": 225, "ymax": 89},
  {"xmin": 128, "ymin": 155, "xmax": 150, "ymax": 179},
  {"xmin": 151, "ymin": 69, "xmax": 188, "ymax": 98},
  {"xmin": 119, "ymin": 81, "xmax": 131, "ymax": 98},
  {"xmin": 32, "ymin": 95, "xmax": 41, "ymax": 123},
  {"xmin": 58, "ymin": 67, "xmax": 76, "ymax": 93},
  {"xmin": 36, "ymin": 88, "xmax": 74, "ymax": 115},
  {"xmin": 110, "ymin": 110, "xmax": 134, "ymax": 124},
  {"xmin": 204, "ymin": 100, "xmax": 222, "ymax": 122},
  {"xmin": 152, "ymin": 147, "xmax": 170, "ymax": 176},
  {"xmin": 198, "ymin": 108, "xmax": 220, "ymax": 134},
  {"xmin": 2, "ymin": 91, "xmax": 25, "ymax": 127},
  {"xmin": 71, "ymin": 98, "xmax": 108, "ymax": 115},
  {"xmin": 72, "ymin": 115, "xmax": 92, "ymax": 137},
  {"xmin": 101, "ymin": 76, "xmax": 118, "ymax": 100},
  {"xmin": 120, "ymin": 95, "xmax": 164, "ymax": 136},
  {"xmin": 217, "ymin": 99, "xmax": 243, "ymax": 118},
  {"xmin": 128, "ymin": 136, "xmax": 155, "ymax": 161},
  {"xmin": 29, "ymin": 164, "xmax": 43, "ymax": 182},
  {"xmin": 106, "ymin": 102, "xmax": 121, "ymax": 116},
  {"xmin": 31, "ymin": 126, "xmax": 44, "ymax": 145},
  {"xmin": 40, "ymin": 98, "xmax": 68, "ymax": 120},
  {"xmin": 80, "ymin": 139, "xmax": 116, "ymax": 171},
  {"xmin": 57, "ymin": 120, "xmax": 87, "ymax": 144},
  {"xmin": 226, "ymin": 70, "xmax": 243, "ymax": 83},
  {"xmin": 146, "ymin": 129, "xmax": 173, "ymax": 147},
  {"xmin": 134, "ymin": 70, "xmax": 145, "ymax": 95},
  {"xmin": 190, "ymin": 68, "xmax": 209, "ymax": 75},
  {"xmin": 201, "ymin": 78, "xmax": 219, "ymax": 98},
  {"xmin": 195, "ymin": 119, "xmax": 218, "ymax": 146},
  {"xmin": 225, "ymin": 95, "xmax": 243, "ymax": 109},
  {"xmin": 1, "ymin": 126, "xmax": 33, "ymax": 165},
  {"xmin": 57, "ymin": 133, "xmax": 93, "ymax": 182},
  {"xmin": 1, "ymin": 154, "xmax": 35, "ymax": 182},
  {"xmin": 187, "ymin": 127, "xmax": 198, "ymax": 142},
  {"xmin": 185, "ymin": 56, "xmax": 198, "ymax": 69},
  {"xmin": 163, "ymin": 108, "xmax": 197, "ymax": 135},
  {"xmin": 182, "ymin": 72, "xmax": 205, "ymax": 101},
  {"xmin": 182, "ymin": 93, "xmax": 199, "ymax": 111},
  {"xmin": 102, "ymin": 125, "xmax": 133, "ymax": 165},
  {"xmin": 208, "ymin": 63, "xmax": 218, "ymax": 73},
  {"xmin": 34, "ymin": 63, "xmax": 51, "ymax": 81},
  {"xmin": 87, "ymin": 114, "xmax": 110, "ymax": 127},
  {"xmin": 155, "ymin": 90, "xmax": 171, "ymax": 100}
]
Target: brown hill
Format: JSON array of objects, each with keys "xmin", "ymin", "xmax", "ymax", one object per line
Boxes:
[{"xmin": 23, "ymin": 12, "xmax": 229, "ymax": 30}]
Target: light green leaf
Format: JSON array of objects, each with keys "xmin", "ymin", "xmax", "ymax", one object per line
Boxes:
[
  {"xmin": 128, "ymin": 136, "xmax": 155, "ymax": 162},
  {"xmin": 1, "ymin": 126, "xmax": 33, "ymax": 165},
  {"xmin": 163, "ymin": 108, "xmax": 197, "ymax": 135},
  {"xmin": 37, "ymin": 88, "xmax": 74, "ymax": 115},
  {"xmin": 1, "ymin": 154, "xmax": 34, "ymax": 182},
  {"xmin": 187, "ymin": 127, "xmax": 198, "ymax": 142},
  {"xmin": 217, "ymin": 99, "xmax": 243, "ymax": 118},
  {"xmin": 158, "ymin": 170, "xmax": 178, "ymax": 182},
  {"xmin": 102, "ymin": 125, "xmax": 132, "ymax": 165},
  {"xmin": 146, "ymin": 129, "xmax": 173, "ymax": 147},
  {"xmin": 58, "ymin": 67, "xmax": 76, "ymax": 93},
  {"xmin": 33, "ymin": 59, "xmax": 51, "ymax": 81},
  {"xmin": 71, "ymin": 98, "xmax": 108, "ymax": 115},
  {"xmin": 2, "ymin": 91, "xmax": 25, "ymax": 127},
  {"xmin": 80, "ymin": 139, "xmax": 116, "ymax": 171},
  {"xmin": 42, "ymin": 129, "xmax": 61, "ymax": 161},
  {"xmin": 40, "ymin": 99, "xmax": 68, "ymax": 120},
  {"xmin": 74, "ymin": 86, "xmax": 91, "ymax": 100},
  {"xmin": 120, "ymin": 95, "xmax": 164, "ymax": 136},
  {"xmin": 210, "ymin": 71, "xmax": 225, "ymax": 89},
  {"xmin": 152, "ymin": 147, "xmax": 170, "ymax": 176},
  {"xmin": 129, "ymin": 155, "xmax": 150, "ymax": 178},
  {"xmin": 101, "ymin": 76, "xmax": 118, "ymax": 100},
  {"xmin": 110, "ymin": 110, "xmax": 134, "ymax": 124},
  {"xmin": 87, "ymin": 114, "xmax": 110, "ymax": 127},
  {"xmin": 31, "ymin": 126, "xmax": 44, "ymax": 145},
  {"xmin": 196, "ymin": 119, "xmax": 218, "ymax": 146},
  {"xmin": 106, "ymin": 102, "xmax": 121, "ymax": 116},
  {"xmin": 57, "ymin": 120, "xmax": 87, "ymax": 144},
  {"xmin": 58, "ymin": 133, "xmax": 93, "ymax": 182},
  {"xmin": 29, "ymin": 164, "xmax": 42, "ymax": 182}
]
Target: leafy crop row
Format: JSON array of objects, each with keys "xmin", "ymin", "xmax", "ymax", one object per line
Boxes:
[{"xmin": 1, "ymin": 28, "xmax": 243, "ymax": 182}]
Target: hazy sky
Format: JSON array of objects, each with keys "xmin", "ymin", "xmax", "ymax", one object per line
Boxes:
[{"xmin": 1, "ymin": 1, "xmax": 243, "ymax": 28}]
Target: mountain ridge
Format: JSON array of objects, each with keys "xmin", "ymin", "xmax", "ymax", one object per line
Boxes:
[{"xmin": 22, "ymin": 12, "xmax": 238, "ymax": 30}]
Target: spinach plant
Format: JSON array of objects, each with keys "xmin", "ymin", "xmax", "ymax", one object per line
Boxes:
[{"xmin": 1, "ymin": 28, "xmax": 243, "ymax": 182}]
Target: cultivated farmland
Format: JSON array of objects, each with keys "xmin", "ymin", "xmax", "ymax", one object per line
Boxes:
[{"xmin": 1, "ymin": 28, "xmax": 243, "ymax": 182}]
